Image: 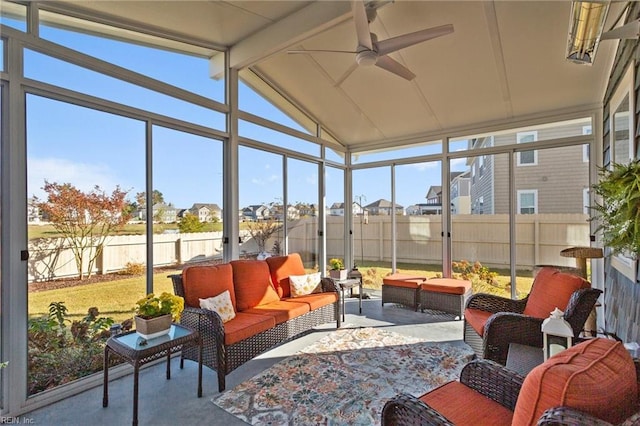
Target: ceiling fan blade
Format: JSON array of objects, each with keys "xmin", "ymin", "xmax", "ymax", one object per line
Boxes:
[
  {"xmin": 375, "ymin": 55, "xmax": 415, "ymax": 80},
  {"xmin": 288, "ymin": 49, "xmax": 357, "ymax": 54},
  {"xmin": 352, "ymin": 0, "xmax": 373, "ymax": 50},
  {"xmin": 376, "ymin": 24, "xmax": 454, "ymax": 56},
  {"xmin": 335, "ymin": 62, "xmax": 359, "ymax": 87}
]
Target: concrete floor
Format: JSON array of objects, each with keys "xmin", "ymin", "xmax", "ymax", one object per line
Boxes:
[{"xmin": 22, "ymin": 292, "xmax": 467, "ymax": 425}]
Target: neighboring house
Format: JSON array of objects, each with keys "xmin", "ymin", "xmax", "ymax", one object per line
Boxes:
[
  {"xmin": 189, "ymin": 203, "xmax": 222, "ymax": 222},
  {"xmin": 137, "ymin": 203, "xmax": 178, "ymax": 223},
  {"xmin": 328, "ymin": 202, "xmax": 364, "ymax": 216},
  {"xmin": 27, "ymin": 198, "xmax": 41, "ymax": 224},
  {"xmin": 365, "ymin": 199, "xmax": 404, "ymax": 215},
  {"xmin": 451, "ymin": 171, "xmax": 471, "ymax": 214},
  {"xmin": 242, "ymin": 204, "xmax": 271, "ymax": 221},
  {"xmin": 273, "ymin": 205, "xmax": 299, "ymax": 221},
  {"xmin": 467, "ymin": 121, "xmax": 589, "ymax": 214},
  {"xmin": 296, "ymin": 203, "xmax": 317, "ymax": 217}
]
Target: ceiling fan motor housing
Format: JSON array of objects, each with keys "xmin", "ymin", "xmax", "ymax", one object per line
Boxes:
[{"xmin": 356, "ymin": 49, "xmax": 378, "ymax": 66}]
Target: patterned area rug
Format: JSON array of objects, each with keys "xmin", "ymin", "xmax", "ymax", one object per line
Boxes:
[{"xmin": 212, "ymin": 327, "xmax": 474, "ymax": 425}]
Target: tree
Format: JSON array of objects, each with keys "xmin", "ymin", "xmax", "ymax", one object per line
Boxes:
[
  {"xmin": 178, "ymin": 213, "xmax": 204, "ymax": 233},
  {"xmin": 36, "ymin": 181, "xmax": 132, "ymax": 280},
  {"xmin": 135, "ymin": 190, "xmax": 164, "ymax": 208},
  {"xmin": 246, "ymin": 218, "xmax": 281, "ymax": 253}
]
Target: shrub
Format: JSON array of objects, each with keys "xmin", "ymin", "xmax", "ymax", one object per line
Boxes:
[
  {"xmin": 119, "ymin": 261, "xmax": 145, "ymax": 276},
  {"xmin": 27, "ymin": 302, "xmax": 115, "ymax": 395}
]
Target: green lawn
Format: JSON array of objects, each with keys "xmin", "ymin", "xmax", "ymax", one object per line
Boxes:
[
  {"xmin": 28, "ymin": 270, "xmax": 180, "ymax": 324},
  {"xmin": 28, "ymin": 222, "xmax": 225, "ymax": 239}
]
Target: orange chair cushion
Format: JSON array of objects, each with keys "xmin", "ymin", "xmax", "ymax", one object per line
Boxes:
[
  {"xmin": 230, "ymin": 260, "xmax": 281, "ymax": 311},
  {"xmin": 266, "ymin": 253, "xmax": 306, "ymax": 298},
  {"xmin": 383, "ymin": 273, "xmax": 425, "ymax": 289},
  {"xmin": 283, "ymin": 292, "xmax": 338, "ymax": 310},
  {"xmin": 243, "ymin": 300, "xmax": 310, "ymax": 324},
  {"xmin": 222, "ymin": 312, "xmax": 276, "ymax": 345},
  {"xmin": 181, "ymin": 263, "xmax": 235, "ymax": 309},
  {"xmin": 523, "ymin": 267, "xmax": 590, "ymax": 319},
  {"xmin": 513, "ymin": 338, "xmax": 638, "ymax": 425},
  {"xmin": 420, "ymin": 381, "xmax": 513, "ymax": 425},
  {"xmin": 421, "ymin": 278, "xmax": 472, "ymax": 295},
  {"xmin": 463, "ymin": 308, "xmax": 494, "ymax": 336}
]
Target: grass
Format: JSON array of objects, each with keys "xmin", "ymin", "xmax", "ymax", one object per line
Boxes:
[
  {"xmin": 28, "ymin": 270, "xmax": 180, "ymax": 324},
  {"xmin": 27, "ymin": 223, "xmax": 225, "ymax": 239},
  {"xmin": 28, "ymin": 261, "xmax": 535, "ymax": 326}
]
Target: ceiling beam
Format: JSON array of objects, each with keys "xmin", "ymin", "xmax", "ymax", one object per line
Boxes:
[{"xmin": 210, "ymin": 1, "xmax": 352, "ymax": 78}]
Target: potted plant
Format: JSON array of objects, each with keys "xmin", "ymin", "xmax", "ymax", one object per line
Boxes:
[
  {"xmin": 590, "ymin": 159, "xmax": 640, "ymax": 258},
  {"xmin": 328, "ymin": 258, "xmax": 348, "ymax": 280},
  {"xmin": 133, "ymin": 292, "xmax": 184, "ymax": 339}
]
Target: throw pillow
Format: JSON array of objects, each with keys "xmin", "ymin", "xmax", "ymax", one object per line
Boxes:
[
  {"xmin": 289, "ymin": 272, "xmax": 322, "ymax": 297},
  {"xmin": 200, "ymin": 290, "xmax": 236, "ymax": 322}
]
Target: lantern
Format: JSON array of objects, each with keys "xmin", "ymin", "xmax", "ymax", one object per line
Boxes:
[{"xmin": 542, "ymin": 307, "xmax": 573, "ymax": 360}]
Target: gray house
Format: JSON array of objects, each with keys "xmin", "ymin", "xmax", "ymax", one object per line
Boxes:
[{"xmin": 189, "ymin": 203, "xmax": 222, "ymax": 222}]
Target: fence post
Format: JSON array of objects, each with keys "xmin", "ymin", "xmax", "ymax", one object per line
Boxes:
[{"xmin": 176, "ymin": 236, "xmax": 182, "ymax": 266}]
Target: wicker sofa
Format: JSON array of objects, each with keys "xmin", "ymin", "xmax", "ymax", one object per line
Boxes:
[
  {"xmin": 382, "ymin": 338, "xmax": 639, "ymax": 425},
  {"xmin": 463, "ymin": 266, "xmax": 602, "ymax": 365},
  {"xmin": 169, "ymin": 253, "xmax": 339, "ymax": 391}
]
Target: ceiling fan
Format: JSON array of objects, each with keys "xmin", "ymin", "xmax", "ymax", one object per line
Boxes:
[{"xmin": 288, "ymin": 0, "xmax": 454, "ymax": 83}]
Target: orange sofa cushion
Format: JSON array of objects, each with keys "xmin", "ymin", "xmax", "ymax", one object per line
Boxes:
[
  {"xmin": 181, "ymin": 263, "xmax": 235, "ymax": 309},
  {"xmin": 243, "ymin": 300, "xmax": 310, "ymax": 324},
  {"xmin": 420, "ymin": 381, "xmax": 513, "ymax": 425},
  {"xmin": 222, "ymin": 312, "xmax": 276, "ymax": 345},
  {"xmin": 383, "ymin": 274, "xmax": 425, "ymax": 289},
  {"xmin": 283, "ymin": 292, "xmax": 338, "ymax": 310},
  {"xmin": 523, "ymin": 267, "xmax": 590, "ymax": 319},
  {"xmin": 421, "ymin": 278, "xmax": 472, "ymax": 295},
  {"xmin": 266, "ymin": 253, "xmax": 307, "ymax": 298},
  {"xmin": 463, "ymin": 308, "xmax": 494, "ymax": 336},
  {"xmin": 231, "ymin": 260, "xmax": 281, "ymax": 311},
  {"xmin": 513, "ymin": 338, "xmax": 638, "ymax": 425}
]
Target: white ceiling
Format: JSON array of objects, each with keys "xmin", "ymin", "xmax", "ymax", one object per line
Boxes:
[{"xmin": 49, "ymin": 1, "xmax": 625, "ymax": 150}]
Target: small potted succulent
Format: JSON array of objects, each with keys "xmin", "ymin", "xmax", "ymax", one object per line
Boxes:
[
  {"xmin": 328, "ymin": 258, "xmax": 348, "ymax": 280},
  {"xmin": 133, "ymin": 292, "xmax": 184, "ymax": 339}
]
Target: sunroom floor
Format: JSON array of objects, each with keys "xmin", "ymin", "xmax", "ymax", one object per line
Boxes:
[{"xmin": 23, "ymin": 291, "xmax": 466, "ymax": 425}]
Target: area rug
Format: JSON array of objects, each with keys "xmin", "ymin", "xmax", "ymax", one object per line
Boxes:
[{"xmin": 212, "ymin": 327, "xmax": 475, "ymax": 425}]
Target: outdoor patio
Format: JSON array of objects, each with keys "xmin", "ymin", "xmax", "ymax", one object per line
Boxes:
[{"xmin": 22, "ymin": 293, "xmax": 465, "ymax": 425}]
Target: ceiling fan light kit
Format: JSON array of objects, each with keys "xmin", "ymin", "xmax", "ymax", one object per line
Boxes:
[{"xmin": 288, "ymin": 0, "xmax": 453, "ymax": 81}]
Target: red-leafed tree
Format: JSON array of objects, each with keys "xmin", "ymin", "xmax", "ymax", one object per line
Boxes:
[{"xmin": 36, "ymin": 181, "xmax": 132, "ymax": 280}]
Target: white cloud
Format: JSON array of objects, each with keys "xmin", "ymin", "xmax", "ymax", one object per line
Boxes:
[
  {"xmin": 407, "ymin": 162, "xmax": 438, "ymax": 172},
  {"xmin": 28, "ymin": 157, "xmax": 121, "ymax": 199}
]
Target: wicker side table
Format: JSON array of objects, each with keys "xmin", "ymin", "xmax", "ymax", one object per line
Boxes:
[{"xmin": 103, "ymin": 324, "xmax": 202, "ymax": 426}]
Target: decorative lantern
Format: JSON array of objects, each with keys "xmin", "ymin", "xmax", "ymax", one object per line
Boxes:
[{"xmin": 542, "ymin": 307, "xmax": 573, "ymax": 360}]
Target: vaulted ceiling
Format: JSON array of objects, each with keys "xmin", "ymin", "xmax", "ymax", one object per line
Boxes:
[{"xmin": 49, "ymin": 1, "xmax": 625, "ymax": 150}]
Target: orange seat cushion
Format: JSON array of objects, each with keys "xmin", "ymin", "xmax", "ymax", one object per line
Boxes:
[
  {"xmin": 463, "ymin": 308, "xmax": 494, "ymax": 336},
  {"xmin": 523, "ymin": 267, "xmax": 590, "ymax": 318},
  {"xmin": 242, "ymin": 300, "xmax": 310, "ymax": 324},
  {"xmin": 283, "ymin": 292, "xmax": 338, "ymax": 310},
  {"xmin": 181, "ymin": 263, "xmax": 236, "ymax": 309},
  {"xmin": 420, "ymin": 381, "xmax": 513, "ymax": 425},
  {"xmin": 266, "ymin": 253, "xmax": 307, "ymax": 298},
  {"xmin": 223, "ymin": 312, "xmax": 276, "ymax": 345},
  {"xmin": 231, "ymin": 260, "xmax": 281, "ymax": 311},
  {"xmin": 383, "ymin": 274, "xmax": 425, "ymax": 289},
  {"xmin": 421, "ymin": 278, "xmax": 472, "ymax": 295},
  {"xmin": 513, "ymin": 338, "xmax": 638, "ymax": 425}
]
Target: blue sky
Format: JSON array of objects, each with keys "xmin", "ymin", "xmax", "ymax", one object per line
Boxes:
[{"xmin": 24, "ymin": 22, "xmax": 450, "ymax": 211}]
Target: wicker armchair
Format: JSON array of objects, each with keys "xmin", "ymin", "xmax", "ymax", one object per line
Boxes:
[
  {"xmin": 464, "ymin": 266, "xmax": 602, "ymax": 364},
  {"xmin": 382, "ymin": 339, "xmax": 639, "ymax": 426}
]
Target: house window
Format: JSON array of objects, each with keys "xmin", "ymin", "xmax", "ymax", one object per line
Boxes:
[
  {"xmin": 582, "ymin": 125, "xmax": 591, "ymax": 163},
  {"xmin": 583, "ymin": 187, "xmax": 590, "ymax": 215},
  {"xmin": 517, "ymin": 190, "xmax": 537, "ymax": 214},
  {"xmin": 478, "ymin": 155, "xmax": 484, "ymax": 177},
  {"xmin": 517, "ymin": 131, "xmax": 538, "ymax": 166}
]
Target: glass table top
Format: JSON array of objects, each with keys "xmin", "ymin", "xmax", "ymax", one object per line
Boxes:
[{"xmin": 113, "ymin": 324, "xmax": 192, "ymax": 350}]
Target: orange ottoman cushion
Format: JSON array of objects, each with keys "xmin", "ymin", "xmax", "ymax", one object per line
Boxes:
[
  {"xmin": 383, "ymin": 274, "xmax": 426, "ymax": 288},
  {"xmin": 513, "ymin": 338, "xmax": 638, "ymax": 425},
  {"xmin": 181, "ymin": 263, "xmax": 235, "ymax": 309},
  {"xmin": 421, "ymin": 278, "xmax": 472, "ymax": 295},
  {"xmin": 523, "ymin": 267, "xmax": 590, "ymax": 318},
  {"xmin": 420, "ymin": 381, "xmax": 513, "ymax": 425},
  {"xmin": 231, "ymin": 260, "xmax": 281, "ymax": 311},
  {"xmin": 266, "ymin": 253, "xmax": 306, "ymax": 298}
]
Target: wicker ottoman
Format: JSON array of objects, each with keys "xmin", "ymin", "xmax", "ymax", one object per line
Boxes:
[
  {"xmin": 419, "ymin": 278, "xmax": 472, "ymax": 319},
  {"xmin": 382, "ymin": 274, "xmax": 427, "ymax": 311}
]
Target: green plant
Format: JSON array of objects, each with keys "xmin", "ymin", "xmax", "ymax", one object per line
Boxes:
[
  {"xmin": 134, "ymin": 292, "xmax": 184, "ymax": 322},
  {"xmin": 590, "ymin": 159, "xmax": 640, "ymax": 258},
  {"xmin": 27, "ymin": 302, "xmax": 115, "ymax": 395},
  {"xmin": 329, "ymin": 258, "xmax": 344, "ymax": 270},
  {"xmin": 0, "ymin": 361, "xmax": 7, "ymax": 369},
  {"xmin": 452, "ymin": 260, "xmax": 501, "ymax": 289}
]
